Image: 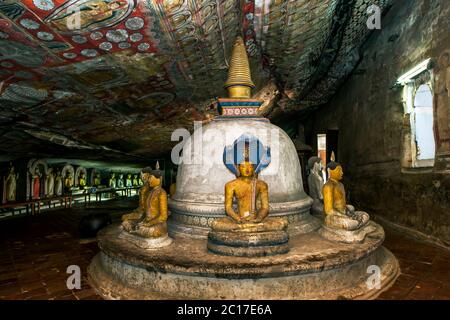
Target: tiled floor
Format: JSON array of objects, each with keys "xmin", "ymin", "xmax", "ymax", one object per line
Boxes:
[{"xmin": 0, "ymin": 199, "xmax": 449, "ymax": 300}]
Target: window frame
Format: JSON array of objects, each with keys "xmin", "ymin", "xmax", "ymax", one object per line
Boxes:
[{"xmin": 401, "ymin": 69, "xmax": 436, "ymax": 169}]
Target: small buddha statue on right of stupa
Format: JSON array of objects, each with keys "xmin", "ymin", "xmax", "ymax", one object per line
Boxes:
[{"xmin": 319, "ymin": 155, "xmax": 375, "ymax": 243}]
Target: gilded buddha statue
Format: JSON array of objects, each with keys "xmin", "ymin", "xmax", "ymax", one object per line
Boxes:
[
  {"xmin": 121, "ymin": 167, "xmax": 172, "ymax": 248},
  {"xmin": 319, "ymin": 155, "xmax": 375, "ymax": 243},
  {"xmin": 122, "ymin": 168, "xmax": 151, "ymax": 226},
  {"xmin": 212, "ymin": 159, "xmax": 287, "ymax": 232}
]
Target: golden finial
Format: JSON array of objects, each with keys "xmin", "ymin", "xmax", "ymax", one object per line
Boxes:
[
  {"xmin": 155, "ymin": 161, "xmax": 160, "ymax": 170},
  {"xmin": 224, "ymin": 36, "xmax": 255, "ymax": 99},
  {"xmin": 330, "ymin": 151, "xmax": 335, "ymax": 162}
]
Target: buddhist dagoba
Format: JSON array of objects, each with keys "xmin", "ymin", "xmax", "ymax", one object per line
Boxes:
[
  {"xmin": 88, "ymin": 37, "xmax": 399, "ymax": 300},
  {"xmin": 168, "ymin": 37, "xmax": 319, "ymax": 238}
]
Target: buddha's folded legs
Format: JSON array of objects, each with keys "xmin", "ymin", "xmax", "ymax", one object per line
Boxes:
[
  {"xmin": 122, "ymin": 219, "xmax": 139, "ymax": 232},
  {"xmin": 325, "ymin": 210, "xmax": 370, "ymax": 231},
  {"xmin": 211, "ymin": 217, "xmax": 240, "ymax": 231},
  {"xmin": 135, "ymin": 222, "xmax": 168, "ymax": 238},
  {"xmin": 211, "ymin": 217, "xmax": 288, "ymax": 232}
]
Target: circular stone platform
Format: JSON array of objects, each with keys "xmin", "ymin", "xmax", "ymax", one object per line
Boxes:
[{"xmin": 88, "ymin": 222, "xmax": 399, "ymax": 300}]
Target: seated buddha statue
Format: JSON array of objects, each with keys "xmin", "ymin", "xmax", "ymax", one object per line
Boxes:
[
  {"xmin": 319, "ymin": 159, "xmax": 374, "ymax": 243},
  {"xmin": 208, "ymin": 137, "xmax": 289, "ymax": 257},
  {"xmin": 122, "ymin": 168, "xmax": 150, "ymax": 227},
  {"xmin": 212, "ymin": 160, "xmax": 287, "ymax": 233},
  {"xmin": 122, "ymin": 168, "xmax": 171, "ymax": 243}
]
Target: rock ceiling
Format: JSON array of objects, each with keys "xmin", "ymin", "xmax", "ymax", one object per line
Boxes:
[{"xmin": 0, "ymin": 0, "xmax": 393, "ymax": 163}]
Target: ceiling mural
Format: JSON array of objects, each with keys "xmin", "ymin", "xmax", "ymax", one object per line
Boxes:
[{"xmin": 0, "ymin": 0, "xmax": 393, "ymax": 162}]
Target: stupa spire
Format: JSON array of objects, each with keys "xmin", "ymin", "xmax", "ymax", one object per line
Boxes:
[{"xmin": 224, "ymin": 37, "xmax": 255, "ymax": 99}]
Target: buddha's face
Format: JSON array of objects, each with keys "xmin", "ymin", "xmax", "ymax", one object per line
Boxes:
[
  {"xmin": 148, "ymin": 175, "xmax": 161, "ymax": 187},
  {"xmin": 238, "ymin": 161, "xmax": 255, "ymax": 178},
  {"xmin": 329, "ymin": 165, "xmax": 343, "ymax": 181},
  {"xmin": 141, "ymin": 172, "xmax": 148, "ymax": 182}
]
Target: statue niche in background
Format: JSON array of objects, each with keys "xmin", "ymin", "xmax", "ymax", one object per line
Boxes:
[
  {"xmin": 117, "ymin": 174, "xmax": 124, "ymax": 188},
  {"xmin": 109, "ymin": 173, "xmax": 116, "ymax": 189},
  {"xmin": 5, "ymin": 165, "xmax": 19, "ymax": 202},
  {"xmin": 55, "ymin": 170, "xmax": 63, "ymax": 196},
  {"xmin": 46, "ymin": 168, "xmax": 55, "ymax": 197},
  {"xmin": 32, "ymin": 167, "xmax": 42, "ymax": 199}
]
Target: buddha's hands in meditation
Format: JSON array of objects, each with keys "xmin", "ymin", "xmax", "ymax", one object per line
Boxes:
[{"xmin": 141, "ymin": 216, "xmax": 160, "ymax": 227}]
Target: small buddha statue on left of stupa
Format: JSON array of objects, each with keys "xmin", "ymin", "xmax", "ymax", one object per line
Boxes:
[{"xmin": 120, "ymin": 168, "xmax": 172, "ymax": 249}]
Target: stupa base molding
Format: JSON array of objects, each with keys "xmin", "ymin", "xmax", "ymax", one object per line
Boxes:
[
  {"xmin": 88, "ymin": 223, "xmax": 399, "ymax": 300},
  {"xmin": 168, "ymin": 198, "xmax": 321, "ymax": 239}
]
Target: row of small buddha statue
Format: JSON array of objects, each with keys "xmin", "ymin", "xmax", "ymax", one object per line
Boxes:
[
  {"xmin": 108, "ymin": 173, "xmax": 143, "ymax": 189},
  {"xmin": 3, "ymin": 166, "xmax": 144, "ymax": 203},
  {"xmin": 3, "ymin": 165, "xmax": 78, "ymax": 202}
]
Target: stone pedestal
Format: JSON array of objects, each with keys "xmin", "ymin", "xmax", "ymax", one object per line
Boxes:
[
  {"xmin": 88, "ymin": 223, "xmax": 399, "ymax": 300},
  {"xmin": 207, "ymin": 217, "xmax": 289, "ymax": 257},
  {"xmin": 319, "ymin": 221, "xmax": 378, "ymax": 244},
  {"xmin": 118, "ymin": 229, "xmax": 173, "ymax": 250},
  {"xmin": 207, "ymin": 229, "xmax": 289, "ymax": 257}
]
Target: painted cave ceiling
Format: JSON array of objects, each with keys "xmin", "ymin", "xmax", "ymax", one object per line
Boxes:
[{"xmin": 0, "ymin": 0, "xmax": 393, "ymax": 163}]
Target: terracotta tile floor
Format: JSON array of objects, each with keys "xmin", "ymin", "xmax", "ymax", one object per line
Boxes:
[{"xmin": 0, "ymin": 199, "xmax": 449, "ymax": 300}]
